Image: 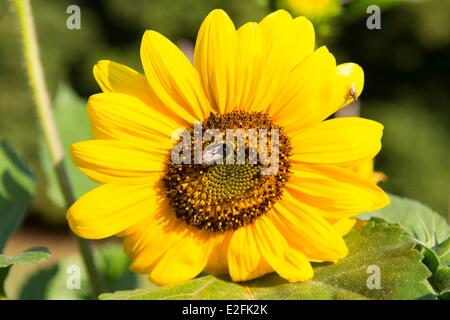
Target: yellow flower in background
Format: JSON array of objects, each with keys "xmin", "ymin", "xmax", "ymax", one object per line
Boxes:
[
  {"xmin": 281, "ymin": 0, "xmax": 341, "ymax": 21},
  {"xmin": 67, "ymin": 9, "xmax": 389, "ymax": 285}
]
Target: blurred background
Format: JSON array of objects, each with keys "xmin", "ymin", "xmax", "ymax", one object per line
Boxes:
[{"xmin": 0, "ymin": 0, "xmax": 449, "ymax": 298}]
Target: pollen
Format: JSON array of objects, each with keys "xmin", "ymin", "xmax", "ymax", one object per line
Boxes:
[{"xmin": 163, "ymin": 111, "xmax": 292, "ymax": 233}]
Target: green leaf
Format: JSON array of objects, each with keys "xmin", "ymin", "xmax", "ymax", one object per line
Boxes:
[
  {"xmin": 0, "ymin": 247, "xmax": 50, "ymax": 268},
  {"xmin": 0, "ymin": 142, "xmax": 35, "ymax": 252},
  {"xmin": 421, "ymin": 246, "xmax": 440, "ymax": 274},
  {"xmin": 18, "ymin": 244, "xmax": 141, "ymax": 300},
  {"xmin": 359, "ymin": 196, "xmax": 450, "ymax": 293},
  {"xmin": 37, "ymin": 84, "xmax": 96, "ymax": 222},
  {"xmin": 100, "ymin": 220, "xmax": 432, "ymax": 300},
  {"xmin": 0, "ymin": 247, "xmax": 50, "ymax": 298},
  {"xmin": 433, "ymin": 237, "xmax": 450, "ymax": 266},
  {"xmin": 440, "ymin": 289, "xmax": 450, "ymax": 300},
  {"xmin": 359, "ymin": 195, "xmax": 450, "ymax": 248},
  {"xmin": 432, "ymin": 266, "xmax": 450, "ymax": 293}
]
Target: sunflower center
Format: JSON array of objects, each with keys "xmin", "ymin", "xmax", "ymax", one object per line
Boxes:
[
  {"xmin": 163, "ymin": 111, "xmax": 292, "ymax": 233},
  {"xmin": 205, "ymin": 163, "xmax": 260, "ymax": 201}
]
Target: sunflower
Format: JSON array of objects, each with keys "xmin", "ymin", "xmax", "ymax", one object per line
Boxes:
[{"xmin": 67, "ymin": 9, "xmax": 389, "ymax": 285}]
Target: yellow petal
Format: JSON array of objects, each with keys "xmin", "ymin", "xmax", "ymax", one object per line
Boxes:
[
  {"xmin": 149, "ymin": 230, "xmax": 214, "ymax": 285},
  {"xmin": 269, "ymin": 46, "xmax": 338, "ymax": 132},
  {"xmin": 205, "ymin": 232, "xmax": 232, "ymax": 275},
  {"xmin": 291, "ymin": 117, "xmax": 383, "ymax": 166},
  {"xmin": 350, "ymin": 158, "xmax": 376, "ymax": 181},
  {"xmin": 124, "ymin": 203, "xmax": 188, "ymax": 273},
  {"xmin": 70, "ymin": 140, "xmax": 165, "ymax": 184},
  {"xmin": 326, "ymin": 218, "xmax": 357, "ymax": 236},
  {"xmin": 67, "ymin": 182, "xmax": 161, "ymax": 239},
  {"xmin": 235, "ymin": 22, "xmax": 263, "ymax": 111},
  {"xmin": 118, "ymin": 199, "xmax": 172, "ymax": 238},
  {"xmin": 194, "ymin": 9, "xmax": 238, "ymax": 114},
  {"xmin": 87, "ymin": 92, "xmax": 177, "ymax": 152},
  {"xmin": 93, "ymin": 60, "xmax": 152, "ymax": 103},
  {"xmin": 291, "ymin": 16, "xmax": 315, "ymax": 63},
  {"xmin": 249, "ymin": 11, "xmax": 315, "ymax": 113},
  {"xmin": 141, "ymin": 30, "xmax": 210, "ymax": 124},
  {"xmin": 271, "ymin": 194, "xmax": 348, "ymax": 261},
  {"xmin": 336, "ymin": 63, "xmax": 364, "ymax": 108},
  {"xmin": 349, "ymin": 158, "xmax": 387, "ymax": 184},
  {"xmin": 227, "ymin": 224, "xmax": 272, "ymax": 282},
  {"xmin": 289, "ymin": 163, "xmax": 390, "ymax": 218},
  {"xmin": 254, "ymin": 216, "xmax": 313, "ymax": 282}
]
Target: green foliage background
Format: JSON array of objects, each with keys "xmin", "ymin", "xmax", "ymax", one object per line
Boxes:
[{"xmin": 0, "ymin": 0, "xmax": 449, "ymax": 223}]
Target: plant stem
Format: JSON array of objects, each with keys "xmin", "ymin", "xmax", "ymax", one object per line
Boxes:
[{"xmin": 10, "ymin": 0, "xmax": 104, "ymax": 297}]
